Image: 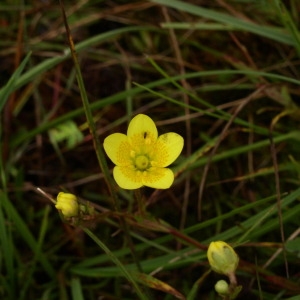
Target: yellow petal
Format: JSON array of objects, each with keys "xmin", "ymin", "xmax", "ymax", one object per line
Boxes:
[
  {"xmin": 113, "ymin": 166, "xmax": 144, "ymax": 189},
  {"xmin": 153, "ymin": 133, "xmax": 184, "ymax": 167},
  {"xmin": 127, "ymin": 114, "xmax": 158, "ymax": 141},
  {"xmin": 103, "ymin": 133, "xmax": 131, "ymax": 166},
  {"xmin": 142, "ymin": 167, "xmax": 174, "ymax": 189}
]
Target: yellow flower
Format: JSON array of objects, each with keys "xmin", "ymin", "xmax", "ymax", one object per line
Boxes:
[
  {"xmin": 207, "ymin": 241, "xmax": 239, "ymax": 275},
  {"xmin": 103, "ymin": 114, "xmax": 184, "ymax": 189},
  {"xmin": 55, "ymin": 192, "xmax": 79, "ymax": 217}
]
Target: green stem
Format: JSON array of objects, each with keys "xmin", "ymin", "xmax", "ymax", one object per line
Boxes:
[
  {"xmin": 228, "ymin": 272, "xmax": 237, "ymax": 290},
  {"xmin": 59, "ymin": 0, "xmax": 118, "ymax": 211},
  {"xmin": 135, "ymin": 189, "xmax": 146, "ymax": 216}
]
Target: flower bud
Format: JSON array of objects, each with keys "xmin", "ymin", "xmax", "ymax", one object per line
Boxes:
[
  {"xmin": 207, "ymin": 241, "xmax": 239, "ymax": 275},
  {"xmin": 215, "ymin": 280, "xmax": 229, "ymax": 295},
  {"xmin": 55, "ymin": 192, "xmax": 79, "ymax": 218}
]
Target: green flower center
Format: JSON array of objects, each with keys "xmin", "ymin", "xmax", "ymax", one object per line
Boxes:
[{"xmin": 134, "ymin": 155, "xmax": 150, "ymax": 171}]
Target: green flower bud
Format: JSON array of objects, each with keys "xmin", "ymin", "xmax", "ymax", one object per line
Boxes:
[
  {"xmin": 55, "ymin": 192, "xmax": 79, "ymax": 218},
  {"xmin": 207, "ymin": 241, "xmax": 239, "ymax": 275},
  {"xmin": 215, "ymin": 280, "xmax": 229, "ymax": 295}
]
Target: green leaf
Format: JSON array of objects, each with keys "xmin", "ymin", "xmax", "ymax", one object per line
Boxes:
[
  {"xmin": 286, "ymin": 238, "xmax": 300, "ymax": 255},
  {"xmin": 49, "ymin": 120, "xmax": 84, "ymax": 149}
]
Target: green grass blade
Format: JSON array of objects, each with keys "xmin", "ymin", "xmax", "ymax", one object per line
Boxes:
[
  {"xmin": 70, "ymin": 277, "xmax": 85, "ymax": 300},
  {"xmin": 186, "ymin": 131, "xmax": 300, "ymax": 170},
  {"xmin": 82, "ymin": 227, "xmax": 149, "ymax": 300},
  {"xmin": 0, "ymin": 52, "xmax": 31, "ymax": 113},
  {"xmin": 274, "ymin": 0, "xmax": 300, "ymax": 56},
  {"xmin": 11, "ymin": 69, "xmax": 300, "ymax": 149},
  {"xmin": 19, "ymin": 206, "xmax": 51, "ymax": 300},
  {"xmin": 0, "ymin": 192, "xmax": 16, "ymax": 299},
  {"xmin": 14, "ymin": 26, "xmax": 154, "ymax": 91},
  {"xmin": 71, "ymin": 187, "xmax": 300, "ymax": 278},
  {"xmin": 150, "ymin": 0, "xmax": 293, "ymax": 45},
  {"xmin": 0, "ymin": 194, "xmax": 55, "ymax": 278}
]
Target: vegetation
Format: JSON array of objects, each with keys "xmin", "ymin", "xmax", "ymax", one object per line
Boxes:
[{"xmin": 1, "ymin": 0, "xmax": 300, "ymax": 299}]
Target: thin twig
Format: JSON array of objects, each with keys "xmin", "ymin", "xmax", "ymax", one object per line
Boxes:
[
  {"xmin": 161, "ymin": 7, "xmax": 192, "ymax": 232},
  {"xmin": 197, "ymin": 85, "xmax": 266, "ymax": 219}
]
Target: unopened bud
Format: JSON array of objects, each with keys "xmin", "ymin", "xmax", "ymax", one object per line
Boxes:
[
  {"xmin": 207, "ymin": 241, "xmax": 239, "ymax": 275},
  {"xmin": 55, "ymin": 192, "xmax": 79, "ymax": 218},
  {"xmin": 215, "ymin": 280, "xmax": 229, "ymax": 295}
]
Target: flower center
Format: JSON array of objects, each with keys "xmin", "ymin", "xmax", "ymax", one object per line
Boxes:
[{"xmin": 134, "ymin": 155, "xmax": 150, "ymax": 171}]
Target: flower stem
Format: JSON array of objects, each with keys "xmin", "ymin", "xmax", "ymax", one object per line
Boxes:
[
  {"xmin": 228, "ymin": 271, "xmax": 237, "ymax": 293},
  {"xmin": 135, "ymin": 189, "xmax": 146, "ymax": 216}
]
